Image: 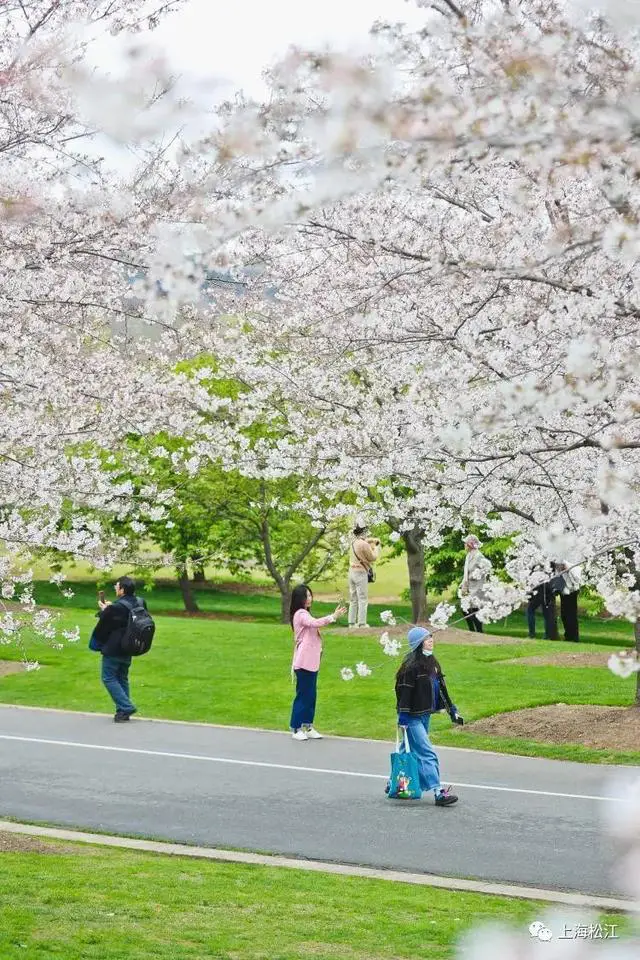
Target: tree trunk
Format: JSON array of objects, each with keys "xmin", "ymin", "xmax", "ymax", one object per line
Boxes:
[
  {"xmin": 403, "ymin": 529, "xmax": 427, "ymax": 623},
  {"xmin": 280, "ymin": 582, "xmax": 292, "ymax": 625},
  {"xmin": 192, "ymin": 561, "xmax": 206, "ymax": 583},
  {"xmin": 177, "ymin": 565, "xmax": 200, "ymax": 613},
  {"xmin": 635, "ymin": 619, "xmax": 640, "ymax": 706}
]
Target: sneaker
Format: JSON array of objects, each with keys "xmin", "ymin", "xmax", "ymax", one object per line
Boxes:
[
  {"xmin": 435, "ymin": 786, "xmax": 458, "ymax": 807},
  {"xmin": 292, "ymin": 729, "xmax": 308, "ymax": 741},
  {"xmin": 305, "ymin": 727, "xmax": 323, "ymax": 739},
  {"xmin": 114, "ymin": 711, "xmax": 131, "ymax": 723}
]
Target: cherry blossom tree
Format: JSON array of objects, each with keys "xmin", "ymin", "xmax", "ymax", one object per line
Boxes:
[
  {"xmin": 0, "ymin": 0, "xmax": 199, "ymax": 656},
  {"xmin": 171, "ymin": 0, "xmax": 640, "ymax": 685},
  {"xmin": 4, "ymin": 0, "xmax": 640, "ymax": 701}
]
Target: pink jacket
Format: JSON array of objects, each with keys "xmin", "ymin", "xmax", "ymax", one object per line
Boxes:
[{"xmin": 292, "ymin": 609, "xmax": 336, "ymax": 672}]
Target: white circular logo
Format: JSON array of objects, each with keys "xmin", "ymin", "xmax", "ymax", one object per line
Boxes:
[{"xmin": 529, "ymin": 921, "xmax": 553, "ymax": 942}]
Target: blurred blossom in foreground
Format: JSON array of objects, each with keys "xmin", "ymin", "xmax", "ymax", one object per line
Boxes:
[{"xmin": 459, "ymin": 773, "xmax": 640, "ymax": 958}]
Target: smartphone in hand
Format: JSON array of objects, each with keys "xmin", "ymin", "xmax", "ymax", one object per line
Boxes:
[{"xmin": 98, "ymin": 590, "xmax": 105, "ymax": 605}]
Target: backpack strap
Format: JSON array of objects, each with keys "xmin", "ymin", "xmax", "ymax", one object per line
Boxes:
[
  {"xmin": 113, "ymin": 597, "xmax": 137, "ymax": 614},
  {"xmin": 352, "ymin": 540, "xmax": 371, "ymax": 571}
]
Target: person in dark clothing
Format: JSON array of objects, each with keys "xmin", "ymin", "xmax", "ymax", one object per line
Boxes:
[
  {"xmin": 556, "ymin": 562, "xmax": 582, "ymax": 642},
  {"xmin": 559, "ymin": 588, "xmax": 579, "ymax": 642},
  {"xmin": 394, "ymin": 626, "xmax": 464, "ymax": 807},
  {"xmin": 92, "ymin": 576, "xmax": 146, "ymax": 722},
  {"xmin": 527, "ymin": 579, "xmax": 558, "ymax": 640}
]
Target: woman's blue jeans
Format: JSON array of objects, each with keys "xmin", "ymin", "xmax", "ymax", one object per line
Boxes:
[
  {"xmin": 402, "ymin": 715, "xmax": 440, "ymax": 792},
  {"xmin": 290, "ymin": 669, "xmax": 318, "ymax": 730},
  {"xmin": 101, "ymin": 655, "xmax": 136, "ymax": 714}
]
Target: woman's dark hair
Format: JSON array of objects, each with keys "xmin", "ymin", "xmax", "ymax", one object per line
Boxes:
[
  {"xmin": 117, "ymin": 576, "xmax": 136, "ymax": 597},
  {"xmin": 395, "ymin": 645, "xmax": 440, "ymax": 681},
  {"xmin": 290, "ymin": 584, "xmax": 312, "ymax": 626},
  {"xmin": 353, "ymin": 525, "xmax": 367, "ymax": 536}
]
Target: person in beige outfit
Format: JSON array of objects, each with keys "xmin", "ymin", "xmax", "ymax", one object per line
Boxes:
[
  {"xmin": 348, "ymin": 525, "xmax": 381, "ymax": 628},
  {"xmin": 459, "ymin": 534, "xmax": 492, "ymax": 632}
]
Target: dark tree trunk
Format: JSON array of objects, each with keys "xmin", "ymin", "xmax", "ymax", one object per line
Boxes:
[
  {"xmin": 177, "ymin": 565, "xmax": 200, "ymax": 613},
  {"xmin": 403, "ymin": 529, "xmax": 427, "ymax": 624},
  {"xmin": 635, "ymin": 619, "xmax": 640, "ymax": 706},
  {"xmin": 280, "ymin": 583, "xmax": 292, "ymax": 625}
]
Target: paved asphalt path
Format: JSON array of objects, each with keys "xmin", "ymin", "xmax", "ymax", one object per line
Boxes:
[{"xmin": 0, "ymin": 705, "xmax": 636, "ymax": 897}]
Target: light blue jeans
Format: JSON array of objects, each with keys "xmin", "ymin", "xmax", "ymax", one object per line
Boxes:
[{"xmin": 401, "ymin": 715, "xmax": 441, "ymax": 793}]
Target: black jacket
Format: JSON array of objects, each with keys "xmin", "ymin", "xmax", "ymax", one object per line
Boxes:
[
  {"xmin": 93, "ymin": 596, "xmax": 146, "ymax": 658},
  {"xmin": 395, "ymin": 655, "xmax": 455, "ymax": 717}
]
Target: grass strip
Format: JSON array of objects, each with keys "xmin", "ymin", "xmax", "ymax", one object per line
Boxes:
[{"xmin": 0, "ymin": 835, "xmax": 628, "ymax": 960}]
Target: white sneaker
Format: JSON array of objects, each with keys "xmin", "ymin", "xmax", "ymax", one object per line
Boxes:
[
  {"xmin": 292, "ymin": 729, "xmax": 308, "ymax": 741},
  {"xmin": 305, "ymin": 727, "xmax": 323, "ymax": 739}
]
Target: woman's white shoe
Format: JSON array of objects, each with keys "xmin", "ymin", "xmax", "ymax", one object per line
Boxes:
[
  {"xmin": 292, "ymin": 729, "xmax": 308, "ymax": 741},
  {"xmin": 305, "ymin": 727, "xmax": 323, "ymax": 739}
]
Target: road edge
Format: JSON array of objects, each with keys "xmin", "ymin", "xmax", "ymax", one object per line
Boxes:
[
  {"xmin": 0, "ymin": 819, "xmax": 636, "ymax": 913},
  {"xmin": 0, "ymin": 703, "xmax": 629, "ymax": 764}
]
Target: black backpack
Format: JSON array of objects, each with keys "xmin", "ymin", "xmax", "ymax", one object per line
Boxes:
[{"xmin": 118, "ymin": 598, "xmax": 155, "ymax": 657}]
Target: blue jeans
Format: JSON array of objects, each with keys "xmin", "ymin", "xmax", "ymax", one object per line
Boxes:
[
  {"xmin": 290, "ymin": 669, "xmax": 318, "ymax": 730},
  {"xmin": 101, "ymin": 655, "xmax": 135, "ymax": 714},
  {"xmin": 402, "ymin": 715, "xmax": 440, "ymax": 792}
]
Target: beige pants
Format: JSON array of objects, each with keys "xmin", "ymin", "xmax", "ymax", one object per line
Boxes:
[{"xmin": 348, "ymin": 568, "xmax": 369, "ymax": 626}]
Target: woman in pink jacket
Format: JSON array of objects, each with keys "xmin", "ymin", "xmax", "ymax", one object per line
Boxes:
[{"xmin": 290, "ymin": 584, "xmax": 346, "ymax": 741}]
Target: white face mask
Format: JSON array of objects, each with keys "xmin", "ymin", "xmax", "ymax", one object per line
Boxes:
[{"xmin": 423, "ymin": 649, "xmax": 433, "ymax": 657}]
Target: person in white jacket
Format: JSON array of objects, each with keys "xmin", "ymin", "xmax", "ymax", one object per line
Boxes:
[{"xmin": 459, "ymin": 535, "xmax": 492, "ymax": 633}]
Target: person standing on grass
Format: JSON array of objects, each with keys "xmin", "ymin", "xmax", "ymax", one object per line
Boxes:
[
  {"xmin": 290, "ymin": 584, "xmax": 346, "ymax": 741},
  {"xmin": 526, "ymin": 566, "xmax": 558, "ymax": 641},
  {"xmin": 348, "ymin": 524, "xmax": 381, "ymax": 629},
  {"xmin": 93, "ymin": 576, "xmax": 146, "ymax": 723},
  {"xmin": 459, "ymin": 534, "xmax": 491, "ymax": 633},
  {"xmin": 395, "ymin": 626, "xmax": 463, "ymax": 807},
  {"xmin": 556, "ymin": 562, "xmax": 582, "ymax": 642}
]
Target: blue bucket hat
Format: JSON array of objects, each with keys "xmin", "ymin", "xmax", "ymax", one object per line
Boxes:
[{"xmin": 407, "ymin": 626, "xmax": 432, "ymax": 651}]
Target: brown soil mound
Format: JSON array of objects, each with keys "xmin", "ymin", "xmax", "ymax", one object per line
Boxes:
[
  {"xmin": 435, "ymin": 627, "xmax": 528, "ymax": 646},
  {"xmin": 0, "ymin": 661, "xmax": 25, "ymax": 679},
  {"xmin": 0, "ymin": 831, "xmax": 96, "ymax": 855},
  {"xmin": 469, "ymin": 704, "xmax": 640, "ymax": 752},
  {"xmin": 0, "ymin": 831, "xmax": 58, "ymax": 854},
  {"xmin": 499, "ymin": 652, "xmax": 610, "ymax": 668}
]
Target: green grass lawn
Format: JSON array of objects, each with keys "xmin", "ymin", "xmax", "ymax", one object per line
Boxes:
[
  {"xmin": 0, "ymin": 607, "xmax": 637, "ymax": 764},
  {"xmin": 31, "ymin": 577, "xmax": 413, "ymax": 623},
  {"xmin": 28, "ymin": 550, "xmax": 411, "ymax": 602},
  {"xmin": 0, "ymin": 839, "xmax": 628, "ymax": 960},
  {"xmin": 29, "ymin": 578, "xmax": 637, "ymax": 650}
]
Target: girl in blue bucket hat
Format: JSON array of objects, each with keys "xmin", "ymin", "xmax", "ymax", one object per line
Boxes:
[{"xmin": 394, "ymin": 626, "xmax": 464, "ymax": 807}]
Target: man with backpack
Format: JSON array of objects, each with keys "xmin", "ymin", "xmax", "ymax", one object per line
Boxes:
[{"xmin": 93, "ymin": 576, "xmax": 155, "ymax": 722}]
